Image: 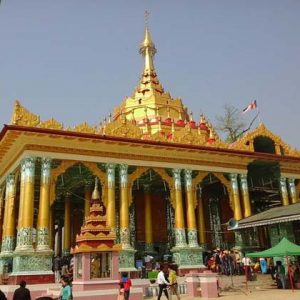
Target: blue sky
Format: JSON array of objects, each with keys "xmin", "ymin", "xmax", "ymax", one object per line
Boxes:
[{"xmin": 0, "ymin": 1, "xmax": 299, "ymax": 148}]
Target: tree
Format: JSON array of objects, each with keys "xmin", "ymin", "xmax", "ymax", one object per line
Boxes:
[{"xmin": 215, "ymin": 104, "xmax": 246, "ymax": 143}]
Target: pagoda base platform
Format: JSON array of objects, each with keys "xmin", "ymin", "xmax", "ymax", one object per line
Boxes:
[{"xmin": 8, "ymin": 271, "xmax": 54, "ymax": 284}]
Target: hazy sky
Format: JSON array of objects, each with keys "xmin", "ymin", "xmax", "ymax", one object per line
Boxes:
[{"xmin": 0, "ymin": 1, "xmax": 299, "ymax": 148}]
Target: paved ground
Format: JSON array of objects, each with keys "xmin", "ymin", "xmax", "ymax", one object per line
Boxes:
[
  {"xmin": 1, "ymin": 273, "xmax": 300, "ymax": 299},
  {"xmin": 146, "ymin": 273, "xmax": 300, "ymax": 300}
]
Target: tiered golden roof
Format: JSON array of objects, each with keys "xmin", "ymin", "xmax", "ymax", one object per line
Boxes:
[{"xmin": 7, "ymin": 22, "xmax": 300, "ymax": 155}]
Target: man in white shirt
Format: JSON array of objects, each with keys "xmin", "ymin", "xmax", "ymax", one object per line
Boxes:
[
  {"xmin": 242, "ymin": 256, "xmax": 252, "ymax": 280},
  {"xmin": 157, "ymin": 265, "xmax": 169, "ymax": 300}
]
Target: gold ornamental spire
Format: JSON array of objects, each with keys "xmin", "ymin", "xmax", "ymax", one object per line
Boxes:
[
  {"xmin": 139, "ymin": 11, "xmax": 157, "ymax": 72},
  {"xmin": 92, "ymin": 177, "xmax": 100, "ymax": 200}
]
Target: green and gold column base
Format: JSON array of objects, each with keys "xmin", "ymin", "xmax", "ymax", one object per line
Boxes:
[
  {"xmin": 187, "ymin": 229, "xmax": 199, "ymax": 247},
  {"xmin": 12, "ymin": 251, "xmax": 53, "ymax": 274},
  {"xmin": 15, "ymin": 228, "xmax": 34, "ymax": 252},
  {"xmin": 36, "ymin": 228, "xmax": 51, "ymax": 252},
  {"xmin": 174, "ymin": 228, "xmax": 187, "ymax": 247},
  {"xmin": 119, "ymin": 248, "xmax": 137, "ymax": 272},
  {"xmin": 1, "ymin": 236, "xmax": 15, "ymax": 253},
  {"xmin": 171, "ymin": 246, "xmax": 204, "ymax": 270}
]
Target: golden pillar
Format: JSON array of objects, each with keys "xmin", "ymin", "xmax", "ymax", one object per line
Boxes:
[
  {"xmin": 279, "ymin": 177, "xmax": 289, "ymax": 206},
  {"xmin": 229, "ymin": 174, "xmax": 242, "ymax": 221},
  {"xmin": 17, "ymin": 165, "xmax": 25, "ymax": 231},
  {"xmin": 84, "ymin": 183, "xmax": 92, "ymax": 219},
  {"xmin": 287, "ymin": 178, "xmax": 298, "ymax": 204},
  {"xmin": 240, "ymin": 174, "xmax": 252, "ymax": 218},
  {"xmin": 106, "ymin": 163, "xmax": 116, "ymax": 231},
  {"xmin": 184, "ymin": 170, "xmax": 198, "ymax": 247},
  {"xmin": 119, "ymin": 164, "xmax": 131, "ymax": 249},
  {"xmin": 14, "ymin": 157, "xmax": 36, "ymax": 252},
  {"xmin": 197, "ymin": 191, "xmax": 206, "ymax": 245},
  {"xmin": 63, "ymin": 194, "xmax": 71, "ymax": 254},
  {"xmin": 172, "ymin": 169, "xmax": 187, "ymax": 247},
  {"xmin": 144, "ymin": 185, "xmax": 153, "ymax": 252},
  {"xmin": 37, "ymin": 157, "xmax": 52, "ymax": 251},
  {"xmin": 1, "ymin": 173, "xmax": 16, "ymax": 253}
]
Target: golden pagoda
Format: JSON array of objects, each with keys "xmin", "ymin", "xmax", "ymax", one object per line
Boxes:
[
  {"xmin": 72, "ymin": 178, "xmax": 121, "ymax": 254},
  {"xmin": 0, "ymin": 16, "xmax": 299, "ymax": 283},
  {"xmin": 71, "ymin": 179, "xmax": 121, "ymax": 285}
]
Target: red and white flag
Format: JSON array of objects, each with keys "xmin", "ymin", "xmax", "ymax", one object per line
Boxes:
[{"xmin": 243, "ymin": 100, "xmax": 257, "ymax": 114}]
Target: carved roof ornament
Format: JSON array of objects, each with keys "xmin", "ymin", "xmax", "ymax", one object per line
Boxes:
[
  {"xmin": 173, "ymin": 124, "xmax": 206, "ymax": 145},
  {"xmin": 151, "ymin": 131, "xmax": 169, "ymax": 142},
  {"xmin": 73, "ymin": 122, "xmax": 97, "ymax": 134},
  {"xmin": 39, "ymin": 118, "xmax": 64, "ymax": 130},
  {"xmin": 288, "ymin": 148, "xmax": 300, "ymax": 157},
  {"xmin": 10, "ymin": 100, "xmax": 40, "ymax": 127},
  {"xmin": 233, "ymin": 123, "xmax": 292, "ymax": 154},
  {"xmin": 105, "ymin": 117, "xmax": 143, "ymax": 139}
]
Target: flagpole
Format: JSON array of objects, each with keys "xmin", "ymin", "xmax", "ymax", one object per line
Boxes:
[{"xmin": 257, "ymin": 108, "xmax": 262, "ymax": 124}]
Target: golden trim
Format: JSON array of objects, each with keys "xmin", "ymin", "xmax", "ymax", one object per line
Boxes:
[
  {"xmin": 10, "ymin": 100, "xmax": 40, "ymax": 127},
  {"xmin": 73, "ymin": 122, "xmax": 97, "ymax": 134},
  {"xmin": 39, "ymin": 118, "xmax": 64, "ymax": 130}
]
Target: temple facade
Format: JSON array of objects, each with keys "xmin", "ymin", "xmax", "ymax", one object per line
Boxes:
[{"xmin": 0, "ymin": 24, "xmax": 300, "ymax": 281}]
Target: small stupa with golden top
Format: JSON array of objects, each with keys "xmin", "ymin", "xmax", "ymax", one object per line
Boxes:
[{"xmin": 72, "ymin": 178, "xmax": 121, "ymax": 291}]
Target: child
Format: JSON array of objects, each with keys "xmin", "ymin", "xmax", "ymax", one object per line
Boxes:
[{"xmin": 117, "ymin": 283, "xmax": 125, "ymax": 300}]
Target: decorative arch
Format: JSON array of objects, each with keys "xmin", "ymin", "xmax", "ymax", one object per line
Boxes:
[
  {"xmin": 233, "ymin": 123, "xmax": 290, "ymax": 155},
  {"xmin": 193, "ymin": 171, "xmax": 233, "ymax": 210},
  {"xmin": 128, "ymin": 167, "xmax": 174, "ymax": 206},
  {"xmin": 50, "ymin": 160, "xmax": 107, "ymax": 205}
]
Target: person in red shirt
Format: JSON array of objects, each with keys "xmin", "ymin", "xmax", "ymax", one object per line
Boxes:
[{"xmin": 120, "ymin": 272, "xmax": 132, "ymax": 300}]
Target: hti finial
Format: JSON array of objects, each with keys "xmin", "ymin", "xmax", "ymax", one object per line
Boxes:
[{"xmin": 144, "ymin": 10, "xmax": 150, "ymax": 27}]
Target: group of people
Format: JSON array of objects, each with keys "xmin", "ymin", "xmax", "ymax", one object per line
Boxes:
[
  {"xmin": 205, "ymin": 248, "xmax": 243, "ymax": 275},
  {"xmin": 117, "ymin": 265, "xmax": 180, "ymax": 300},
  {"xmin": 53, "ymin": 255, "xmax": 74, "ymax": 284},
  {"xmin": 156, "ymin": 265, "xmax": 180, "ymax": 300}
]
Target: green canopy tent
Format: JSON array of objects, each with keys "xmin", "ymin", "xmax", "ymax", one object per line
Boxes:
[
  {"xmin": 246, "ymin": 237, "xmax": 300, "ymax": 291},
  {"xmin": 247, "ymin": 237, "xmax": 300, "ymax": 257}
]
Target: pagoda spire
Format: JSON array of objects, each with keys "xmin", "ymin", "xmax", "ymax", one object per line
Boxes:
[
  {"xmin": 139, "ymin": 10, "xmax": 157, "ymax": 72},
  {"xmin": 135, "ymin": 12, "xmax": 164, "ymax": 98}
]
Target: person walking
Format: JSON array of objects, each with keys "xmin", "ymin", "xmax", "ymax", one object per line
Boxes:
[
  {"xmin": 120, "ymin": 272, "xmax": 132, "ymax": 300},
  {"xmin": 157, "ymin": 265, "xmax": 169, "ymax": 300},
  {"xmin": 117, "ymin": 283, "xmax": 125, "ymax": 300},
  {"xmin": 60, "ymin": 276, "xmax": 72, "ymax": 300},
  {"xmin": 168, "ymin": 265, "xmax": 180, "ymax": 300},
  {"xmin": 12, "ymin": 280, "xmax": 31, "ymax": 300},
  {"xmin": 275, "ymin": 261, "xmax": 286, "ymax": 289}
]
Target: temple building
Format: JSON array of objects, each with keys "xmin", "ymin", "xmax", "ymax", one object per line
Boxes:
[{"xmin": 0, "ymin": 23, "xmax": 300, "ymax": 282}]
